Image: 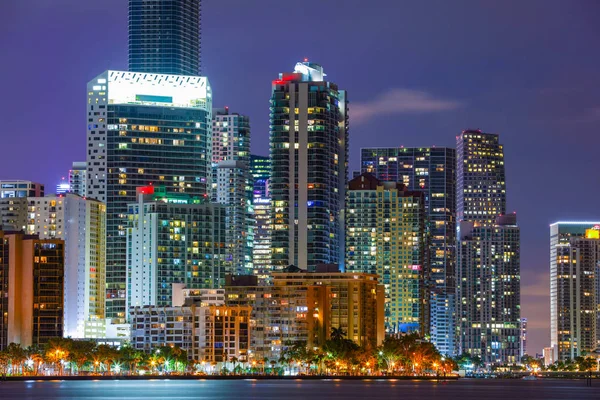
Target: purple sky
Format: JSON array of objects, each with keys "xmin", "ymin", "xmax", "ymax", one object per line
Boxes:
[{"xmin": 2, "ymin": 0, "xmax": 600, "ymax": 355}]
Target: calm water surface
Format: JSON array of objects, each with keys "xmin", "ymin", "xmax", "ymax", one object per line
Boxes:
[{"xmin": 0, "ymin": 379, "xmax": 597, "ymax": 399}]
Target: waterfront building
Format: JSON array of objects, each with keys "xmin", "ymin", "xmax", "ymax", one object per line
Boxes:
[
  {"xmin": 128, "ymin": 0, "xmax": 201, "ymax": 76},
  {"xmin": 225, "ymin": 269, "xmax": 385, "ymax": 361},
  {"xmin": 269, "ymin": 61, "xmax": 348, "ymax": 271},
  {"xmin": 456, "ymin": 214, "xmax": 521, "ymax": 365},
  {"xmin": 126, "ymin": 186, "xmax": 229, "ymax": 311},
  {"xmin": 86, "ymin": 70, "xmax": 212, "ymax": 322},
  {"xmin": 26, "ymin": 193, "xmax": 106, "ymax": 338},
  {"xmin": 549, "ymin": 222, "xmax": 600, "ymax": 361},
  {"xmin": 520, "ymin": 317, "xmax": 528, "ymax": 357},
  {"xmin": 360, "ymin": 147, "xmax": 456, "ymax": 353},
  {"xmin": 345, "ymin": 173, "xmax": 426, "ymax": 334},
  {"xmin": 130, "ymin": 304, "xmax": 251, "ymax": 363},
  {"xmin": 0, "ymin": 231, "xmax": 64, "ymax": 350},
  {"xmin": 250, "ymin": 155, "xmax": 272, "ymax": 284}
]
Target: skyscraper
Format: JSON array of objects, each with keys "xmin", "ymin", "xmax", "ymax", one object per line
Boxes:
[
  {"xmin": 346, "ymin": 174, "xmax": 426, "ymax": 334},
  {"xmin": 126, "ymin": 186, "xmax": 228, "ymax": 310},
  {"xmin": 250, "ymin": 155, "xmax": 272, "ymax": 284},
  {"xmin": 26, "ymin": 193, "xmax": 106, "ymax": 338},
  {"xmin": 211, "ymin": 108, "xmax": 252, "ymax": 275},
  {"xmin": 128, "ymin": 0, "xmax": 201, "ymax": 76},
  {"xmin": 361, "ymin": 147, "xmax": 456, "ymax": 353},
  {"xmin": 456, "ymin": 214, "xmax": 521, "ymax": 365},
  {"xmin": 0, "ymin": 180, "xmax": 44, "ymax": 231},
  {"xmin": 86, "ymin": 70, "xmax": 212, "ymax": 322},
  {"xmin": 269, "ymin": 61, "xmax": 348, "ymax": 271},
  {"xmin": 549, "ymin": 222, "xmax": 600, "ymax": 361},
  {"xmin": 456, "ymin": 129, "xmax": 506, "ymax": 226}
]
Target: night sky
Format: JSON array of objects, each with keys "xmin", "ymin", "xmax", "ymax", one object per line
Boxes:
[{"xmin": 2, "ymin": 0, "xmax": 600, "ymax": 355}]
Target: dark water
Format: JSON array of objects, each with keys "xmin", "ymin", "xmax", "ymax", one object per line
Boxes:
[{"xmin": 0, "ymin": 379, "xmax": 597, "ymax": 399}]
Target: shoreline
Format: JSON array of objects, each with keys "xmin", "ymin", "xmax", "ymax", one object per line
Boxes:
[{"xmin": 1, "ymin": 375, "xmax": 459, "ymax": 382}]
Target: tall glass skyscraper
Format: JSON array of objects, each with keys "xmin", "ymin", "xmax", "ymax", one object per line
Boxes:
[
  {"xmin": 128, "ymin": 0, "xmax": 201, "ymax": 76},
  {"xmin": 86, "ymin": 70, "xmax": 212, "ymax": 322},
  {"xmin": 361, "ymin": 147, "xmax": 456, "ymax": 354},
  {"xmin": 250, "ymin": 155, "xmax": 272, "ymax": 284},
  {"xmin": 269, "ymin": 61, "xmax": 348, "ymax": 271},
  {"xmin": 456, "ymin": 129, "xmax": 506, "ymax": 226}
]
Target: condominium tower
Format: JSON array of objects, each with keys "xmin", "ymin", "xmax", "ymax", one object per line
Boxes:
[
  {"xmin": 250, "ymin": 155, "xmax": 272, "ymax": 283},
  {"xmin": 550, "ymin": 222, "xmax": 600, "ymax": 361},
  {"xmin": 269, "ymin": 61, "xmax": 348, "ymax": 270},
  {"xmin": 128, "ymin": 0, "xmax": 201, "ymax": 76},
  {"xmin": 346, "ymin": 173, "xmax": 426, "ymax": 333},
  {"xmin": 361, "ymin": 147, "xmax": 456, "ymax": 353},
  {"xmin": 86, "ymin": 70, "xmax": 212, "ymax": 322}
]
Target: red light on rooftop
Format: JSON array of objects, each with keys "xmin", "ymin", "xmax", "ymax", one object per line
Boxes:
[
  {"xmin": 137, "ymin": 186, "xmax": 154, "ymax": 195},
  {"xmin": 304, "ymin": 57, "xmax": 309, "ymax": 62}
]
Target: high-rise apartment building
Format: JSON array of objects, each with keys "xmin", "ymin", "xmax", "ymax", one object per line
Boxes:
[
  {"xmin": 0, "ymin": 231, "xmax": 64, "ymax": 350},
  {"xmin": 269, "ymin": 61, "xmax": 348, "ymax": 270},
  {"xmin": 128, "ymin": 0, "xmax": 201, "ymax": 76},
  {"xmin": 69, "ymin": 162, "xmax": 87, "ymax": 197},
  {"xmin": 225, "ymin": 270, "xmax": 385, "ymax": 361},
  {"xmin": 86, "ymin": 70, "xmax": 212, "ymax": 322},
  {"xmin": 126, "ymin": 186, "xmax": 228, "ymax": 310},
  {"xmin": 211, "ymin": 108, "xmax": 252, "ymax": 275},
  {"xmin": 346, "ymin": 174, "xmax": 426, "ymax": 334},
  {"xmin": 250, "ymin": 155, "xmax": 272, "ymax": 284},
  {"xmin": 520, "ymin": 317, "xmax": 528, "ymax": 357},
  {"xmin": 0, "ymin": 180, "xmax": 44, "ymax": 199},
  {"xmin": 456, "ymin": 130, "xmax": 506, "ymax": 226},
  {"xmin": 0, "ymin": 181, "xmax": 45, "ymax": 231},
  {"xmin": 361, "ymin": 147, "xmax": 456, "ymax": 354},
  {"xmin": 456, "ymin": 214, "xmax": 521, "ymax": 365},
  {"xmin": 26, "ymin": 193, "xmax": 106, "ymax": 338},
  {"xmin": 550, "ymin": 222, "xmax": 600, "ymax": 361}
]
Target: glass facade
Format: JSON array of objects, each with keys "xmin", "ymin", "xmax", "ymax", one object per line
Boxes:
[
  {"xmin": 346, "ymin": 174, "xmax": 425, "ymax": 334},
  {"xmin": 361, "ymin": 147, "xmax": 456, "ymax": 353},
  {"xmin": 87, "ymin": 71, "xmax": 212, "ymax": 322},
  {"xmin": 269, "ymin": 62, "xmax": 348, "ymax": 271},
  {"xmin": 250, "ymin": 155, "xmax": 271, "ymax": 284},
  {"xmin": 128, "ymin": 0, "xmax": 201, "ymax": 76}
]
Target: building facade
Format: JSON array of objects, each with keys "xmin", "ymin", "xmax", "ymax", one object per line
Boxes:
[
  {"xmin": 69, "ymin": 161, "xmax": 87, "ymax": 197},
  {"xmin": 0, "ymin": 231, "xmax": 64, "ymax": 350},
  {"xmin": 250, "ymin": 155, "xmax": 272, "ymax": 284},
  {"xmin": 225, "ymin": 271, "xmax": 385, "ymax": 361},
  {"xmin": 361, "ymin": 147, "xmax": 456, "ymax": 354},
  {"xmin": 269, "ymin": 61, "xmax": 348, "ymax": 271},
  {"xmin": 26, "ymin": 194, "xmax": 106, "ymax": 338},
  {"xmin": 0, "ymin": 181, "xmax": 44, "ymax": 231},
  {"xmin": 130, "ymin": 304, "xmax": 251, "ymax": 364},
  {"xmin": 0, "ymin": 180, "xmax": 44, "ymax": 199},
  {"xmin": 550, "ymin": 222, "xmax": 600, "ymax": 361},
  {"xmin": 128, "ymin": 0, "xmax": 201, "ymax": 76},
  {"xmin": 456, "ymin": 130, "xmax": 506, "ymax": 226},
  {"xmin": 126, "ymin": 186, "xmax": 228, "ymax": 311},
  {"xmin": 86, "ymin": 70, "xmax": 212, "ymax": 322},
  {"xmin": 345, "ymin": 173, "xmax": 426, "ymax": 334},
  {"xmin": 456, "ymin": 215, "xmax": 521, "ymax": 365}
]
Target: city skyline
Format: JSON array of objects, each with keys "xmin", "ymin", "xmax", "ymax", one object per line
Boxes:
[{"xmin": 2, "ymin": 0, "xmax": 600, "ymax": 355}]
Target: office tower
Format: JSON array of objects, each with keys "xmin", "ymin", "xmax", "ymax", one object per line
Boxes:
[
  {"xmin": 0, "ymin": 180, "xmax": 44, "ymax": 232},
  {"xmin": 549, "ymin": 222, "xmax": 600, "ymax": 361},
  {"xmin": 69, "ymin": 162, "xmax": 87, "ymax": 197},
  {"xmin": 346, "ymin": 173, "xmax": 426, "ymax": 334},
  {"xmin": 87, "ymin": 70, "xmax": 212, "ymax": 322},
  {"xmin": 520, "ymin": 317, "xmax": 528, "ymax": 357},
  {"xmin": 56, "ymin": 178, "xmax": 70, "ymax": 195},
  {"xmin": 456, "ymin": 214, "xmax": 521, "ymax": 365},
  {"xmin": 361, "ymin": 147, "xmax": 456, "ymax": 354},
  {"xmin": 0, "ymin": 231, "xmax": 64, "ymax": 350},
  {"xmin": 27, "ymin": 193, "xmax": 106, "ymax": 338},
  {"xmin": 128, "ymin": 0, "xmax": 201, "ymax": 76},
  {"xmin": 126, "ymin": 186, "xmax": 228, "ymax": 310},
  {"xmin": 250, "ymin": 155, "xmax": 272, "ymax": 283},
  {"xmin": 456, "ymin": 129, "xmax": 506, "ymax": 225},
  {"xmin": 269, "ymin": 61, "xmax": 348, "ymax": 271},
  {"xmin": 225, "ymin": 269, "xmax": 385, "ymax": 361},
  {"xmin": 130, "ymin": 304, "xmax": 250, "ymax": 363},
  {"xmin": 211, "ymin": 108, "xmax": 253, "ymax": 275}
]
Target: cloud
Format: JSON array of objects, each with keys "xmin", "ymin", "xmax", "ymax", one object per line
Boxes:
[{"xmin": 351, "ymin": 88, "xmax": 463, "ymax": 124}]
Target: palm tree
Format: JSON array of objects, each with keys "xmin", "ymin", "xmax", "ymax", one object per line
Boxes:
[
  {"xmin": 330, "ymin": 327, "xmax": 346, "ymax": 342},
  {"xmin": 26, "ymin": 346, "xmax": 45, "ymax": 376},
  {"xmin": 6, "ymin": 343, "xmax": 26, "ymax": 376},
  {"xmin": 68, "ymin": 340, "xmax": 95, "ymax": 375}
]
